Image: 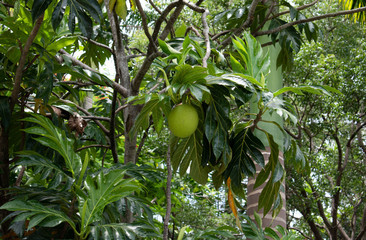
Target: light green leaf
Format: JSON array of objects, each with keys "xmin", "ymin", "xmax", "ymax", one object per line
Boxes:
[{"xmin": 80, "ymin": 169, "xmax": 140, "ymax": 230}]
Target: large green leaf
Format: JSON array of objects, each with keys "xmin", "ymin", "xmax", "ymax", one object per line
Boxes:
[
  {"xmin": 232, "ymin": 33, "xmax": 270, "ymax": 84},
  {"xmin": 130, "ymin": 94, "xmax": 170, "ymax": 137},
  {"xmin": 171, "ymin": 117, "xmax": 209, "ymax": 184},
  {"xmin": 91, "ymin": 220, "xmax": 160, "ymax": 240},
  {"xmin": 79, "ymin": 169, "xmax": 140, "ymax": 231},
  {"xmin": 0, "ymin": 200, "xmax": 76, "ymax": 231},
  {"xmin": 204, "ymin": 86, "xmax": 232, "ymax": 164},
  {"xmin": 22, "ymin": 113, "xmax": 82, "ymax": 177}
]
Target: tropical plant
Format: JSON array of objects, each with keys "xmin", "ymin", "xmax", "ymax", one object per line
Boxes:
[
  {"xmin": 0, "ymin": 114, "xmax": 159, "ymax": 239},
  {"xmin": 1, "ymin": 0, "xmax": 366, "ymax": 239}
]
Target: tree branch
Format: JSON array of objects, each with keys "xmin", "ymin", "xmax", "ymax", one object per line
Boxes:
[
  {"xmin": 201, "ymin": 9, "xmax": 210, "ymax": 68},
  {"xmin": 268, "ymin": 0, "xmax": 319, "ymax": 21},
  {"xmin": 79, "ymin": 36, "xmax": 113, "ymax": 53},
  {"xmin": 76, "ymin": 144, "xmax": 110, "ymax": 152},
  {"xmin": 254, "ymin": 6, "xmax": 366, "ymax": 37},
  {"xmin": 10, "ymin": 14, "xmax": 44, "ymax": 111},
  {"xmin": 56, "ymin": 97, "xmax": 110, "ymax": 135},
  {"xmin": 135, "ymin": 0, "xmax": 158, "ymax": 52},
  {"xmin": 58, "ymin": 49, "xmax": 129, "ymax": 98},
  {"xmin": 110, "ymin": 88, "xmax": 119, "ymax": 163},
  {"xmin": 220, "ymin": 0, "xmax": 262, "ymax": 47}
]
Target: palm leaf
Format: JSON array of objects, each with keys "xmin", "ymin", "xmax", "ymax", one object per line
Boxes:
[{"xmin": 340, "ymin": 0, "xmax": 366, "ymax": 22}]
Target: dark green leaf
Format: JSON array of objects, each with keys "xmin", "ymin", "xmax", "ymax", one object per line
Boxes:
[
  {"xmin": 31, "ymin": 0, "xmax": 52, "ymax": 22},
  {"xmin": 52, "ymin": 0, "xmax": 67, "ymax": 29}
]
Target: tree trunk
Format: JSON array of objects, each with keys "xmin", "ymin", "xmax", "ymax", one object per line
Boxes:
[{"xmin": 0, "ymin": 126, "xmax": 10, "ymax": 234}]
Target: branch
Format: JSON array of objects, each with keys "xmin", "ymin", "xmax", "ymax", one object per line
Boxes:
[
  {"xmin": 109, "ymin": 89, "xmax": 119, "ymax": 163},
  {"xmin": 151, "ymin": 1, "xmax": 181, "ymax": 42},
  {"xmin": 254, "ymin": 6, "xmax": 366, "ymax": 37},
  {"xmin": 56, "ymin": 97, "xmax": 110, "ymax": 135},
  {"xmin": 288, "ymin": 227, "xmax": 312, "ymax": 240},
  {"xmin": 79, "ymin": 36, "xmax": 113, "ymax": 53},
  {"xmin": 76, "ymin": 144, "xmax": 110, "ymax": 152},
  {"xmin": 131, "ymin": 52, "xmax": 162, "ymax": 94},
  {"xmin": 219, "ymin": 0, "xmax": 261, "ymax": 47},
  {"xmin": 356, "ymin": 205, "xmax": 366, "ymax": 240},
  {"xmin": 135, "ymin": 121, "xmax": 152, "ymax": 162},
  {"xmin": 58, "ymin": 49, "xmax": 129, "ymax": 98},
  {"xmin": 158, "ymin": 3, "xmax": 185, "ymax": 41},
  {"xmin": 0, "ymin": 1, "xmax": 13, "ymax": 8},
  {"xmin": 148, "ymin": 0, "xmax": 162, "ymax": 14},
  {"xmin": 185, "ymin": 25, "xmax": 202, "ymax": 37},
  {"xmin": 81, "ymin": 116, "xmax": 111, "ymax": 121},
  {"xmin": 348, "ymin": 121, "xmax": 366, "ymax": 149},
  {"xmin": 106, "ymin": 0, "xmax": 131, "ymax": 91},
  {"xmin": 269, "ymin": 0, "xmax": 319, "ymax": 20},
  {"xmin": 135, "ymin": 0, "xmax": 158, "ymax": 52},
  {"xmin": 10, "ymin": 14, "xmax": 44, "ymax": 111}
]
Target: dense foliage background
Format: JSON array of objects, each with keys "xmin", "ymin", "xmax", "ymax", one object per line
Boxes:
[{"xmin": 0, "ymin": 0, "xmax": 365, "ymax": 239}]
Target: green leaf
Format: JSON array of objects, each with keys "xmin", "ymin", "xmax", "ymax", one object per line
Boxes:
[
  {"xmin": 171, "ymin": 123, "xmax": 209, "ymax": 184},
  {"xmin": 115, "ymin": 0, "xmax": 127, "ymax": 19},
  {"xmin": 31, "ymin": 0, "xmax": 52, "ymax": 22},
  {"xmin": 23, "ymin": 113, "xmax": 82, "ymax": 177},
  {"xmin": 232, "ymin": 33, "xmax": 270, "ymax": 83},
  {"xmin": 52, "ymin": 0, "xmax": 67, "ymax": 29},
  {"xmin": 204, "ymin": 86, "xmax": 232, "ymax": 162},
  {"xmin": 0, "ymin": 200, "xmax": 75, "ymax": 230},
  {"xmin": 130, "ymin": 94, "xmax": 170, "ymax": 136},
  {"xmin": 47, "ymin": 36, "xmax": 77, "ymax": 54},
  {"xmin": 80, "ymin": 169, "xmax": 140, "ymax": 230}
]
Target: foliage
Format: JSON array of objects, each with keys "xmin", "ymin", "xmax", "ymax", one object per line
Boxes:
[
  {"xmin": 0, "ymin": 114, "xmax": 157, "ymax": 239},
  {"xmin": 284, "ymin": 3, "xmax": 366, "ymax": 238},
  {"xmin": 0, "ymin": 0, "xmax": 362, "ymax": 239}
]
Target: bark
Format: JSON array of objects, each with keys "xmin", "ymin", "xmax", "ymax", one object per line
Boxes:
[
  {"xmin": 298, "ymin": 189, "xmax": 324, "ymax": 240},
  {"xmin": 163, "ymin": 146, "xmax": 172, "ymax": 240},
  {"xmin": 0, "ymin": 127, "xmax": 10, "ymax": 235}
]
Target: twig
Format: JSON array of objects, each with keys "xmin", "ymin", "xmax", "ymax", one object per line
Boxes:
[
  {"xmin": 185, "ymin": 26, "xmax": 202, "ymax": 37},
  {"xmin": 76, "ymin": 144, "xmax": 110, "ymax": 152},
  {"xmin": 79, "ymin": 36, "xmax": 113, "ymax": 53},
  {"xmin": 269, "ymin": 0, "xmax": 319, "ymax": 21},
  {"xmin": 82, "ymin": 116, "xmax": 111, "ymax": 121},
  {"xmin": 148, "ymin": 0, "xmax": 162, "ymax": 14},
  {"xmin": 135, "ymin": 122, "xmax": 152, "ymax": 162}
]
